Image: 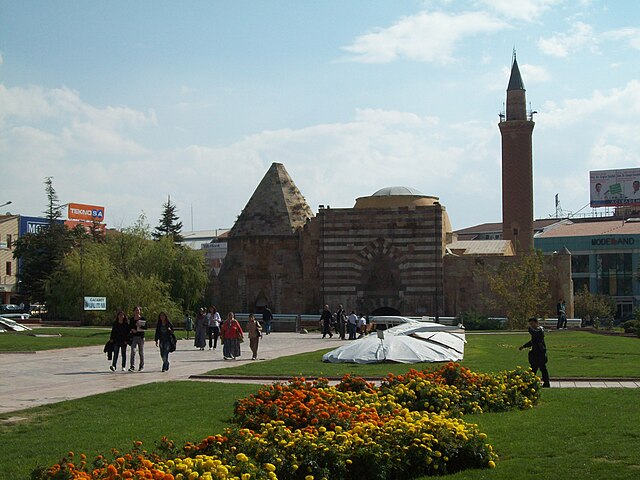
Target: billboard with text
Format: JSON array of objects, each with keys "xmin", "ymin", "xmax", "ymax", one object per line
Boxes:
[
  {"xmin": 68, "ymin": 203, "xmax": 105, "ymax": 222},
  {"xmin": 590, "ymin": 168, "xmax": 640, "ymax": 207}
]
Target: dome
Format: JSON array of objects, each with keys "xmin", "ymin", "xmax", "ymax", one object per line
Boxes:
[
  {"xmin": 371, "ymin": 186, "xmax": 425, "ymax": 197},
  {"xmin": 354, "ymin": 186, "xmax": 439, "ymax": 209}
]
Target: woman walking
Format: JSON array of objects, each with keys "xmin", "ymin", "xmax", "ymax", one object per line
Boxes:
[
  {"xmin": 155, "ymin": 311, "xmax": 175, "ymax": 372},
  {"xmin": 246, "ymin": 313, "xmax": 262, "ymax": 360},
  {"xmin": 194, "ymin": 307, "xmax": 207, "ymax": 350},
  {"xmin": 109, "ymin": 310, "xmax": 129, "ymax": 372},
  {"xmin": 208, "ymin": 306, "xmax": 221, "ymax": 350},
  {"xmin": 128, "ymin": 305, "xmax": 147, "ymax": 372},
  {"xmin": 220, "ymin": 312, "xmax": 243, "ymax": 360}
]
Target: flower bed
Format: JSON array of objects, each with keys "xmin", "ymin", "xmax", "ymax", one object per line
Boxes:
[{"xmin": 33, "ymin": 363, "xmax": 539, "ymax": 480}]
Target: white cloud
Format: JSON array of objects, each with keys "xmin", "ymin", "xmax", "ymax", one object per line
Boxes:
[
  {"xmin": 603, "ymin": 27, "xmax": 640, "ymax": 50},
  {"xmin": 480, "ymin": 0, "xmax": 560, "ymax": 21},
  {"xmin": 537, "ymin": 21, "xmax": 595, "ymax": 57},
  {"xmin": 342, "ymin": 10, "xmax": 509, "ymax": 63}
]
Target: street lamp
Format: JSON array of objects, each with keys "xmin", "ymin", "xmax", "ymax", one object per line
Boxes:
[{"xmin": 0, "ymin": 201, "xmax": 12, "ymax": 209}]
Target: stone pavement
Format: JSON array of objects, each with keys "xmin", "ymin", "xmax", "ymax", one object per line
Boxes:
[{"xmin": 1, "ymin": 333, "xmax": 638, "ymax": 415}]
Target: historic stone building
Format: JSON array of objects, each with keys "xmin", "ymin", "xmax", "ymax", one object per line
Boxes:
[{"xmin": 212, "ymin": 55, "xmax": 572, "ymax": 318}]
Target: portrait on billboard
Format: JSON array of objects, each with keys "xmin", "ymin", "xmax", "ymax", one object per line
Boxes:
[{"xmin": 590, "ymin": 168, "xmax": 640, "ymax": 207}]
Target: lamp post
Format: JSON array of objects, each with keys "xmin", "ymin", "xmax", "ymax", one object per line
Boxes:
[{"xmin": 0, "ymin": 201, "xmax": 12, "ymax": 209}]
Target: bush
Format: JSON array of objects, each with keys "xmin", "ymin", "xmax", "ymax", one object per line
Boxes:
[
  {"xmin": 458, "ymin": 312, "xmax": 507, "ymax": 330},
  {"xmin": 622, "ymin": 320, "xmax": 639, "ymax": 334}
]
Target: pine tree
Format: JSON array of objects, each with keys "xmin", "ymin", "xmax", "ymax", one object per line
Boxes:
[{"xmin": 153, "ymin": 195, "xmax": 184, "ymax": 242}]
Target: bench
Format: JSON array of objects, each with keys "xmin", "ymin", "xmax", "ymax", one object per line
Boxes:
[{"xmin": 540, "ymin": 318, "xmax": 582, "ymax": 329}]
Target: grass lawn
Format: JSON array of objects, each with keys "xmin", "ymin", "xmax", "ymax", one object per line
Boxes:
[
  {"xmin": 203, "ymin": 330, "xmax": 640, "ymax": 378},
  {"xmin": 0, "ymin": 327, "xmax": 193, "ymax": 352},
  {"xmin": 1, "ymin": 383, "xmax": 638, "ymax": 480}
]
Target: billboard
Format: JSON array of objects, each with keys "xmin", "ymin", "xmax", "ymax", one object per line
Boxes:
[
  {"xmin": 68, "ymin": 203, "xmax": 105, "ymax": 222},
  {"xmin": 84, "ymin": 296, "xmax": 107, "ymax": 311},
  {"xmin": 590, "ymin": 168, "xmax": 640, "ymax": 207},
  {"xmin": 18, "ymin": 216, "xmax": 63, "ymax": 235}
]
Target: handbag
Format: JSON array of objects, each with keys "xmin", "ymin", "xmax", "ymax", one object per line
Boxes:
[{"xmin": 168, "ymin": 332, "xmax": 177, "ymax": 352}]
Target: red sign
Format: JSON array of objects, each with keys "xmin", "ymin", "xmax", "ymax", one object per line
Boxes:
[
  {"xmin": 68, "ymin": 203, "xmax": 105, "ymax": 222},
  {"xmin": 65, "ymin": 220, "xmax": 107, "ymax": 233}
]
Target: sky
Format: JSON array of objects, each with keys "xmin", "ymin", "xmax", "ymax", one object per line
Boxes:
[{"xmin": 1, "ymin": 0, "xmax": 640, "ymax": 232}]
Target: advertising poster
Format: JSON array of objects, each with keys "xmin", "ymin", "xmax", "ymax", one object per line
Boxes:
[
  {"xmin": 84, "ymin": 297, "xmax": 107, "ymax": 311},
  {"xmin": 68, "ymin": 203, "xmax": 105, "ymax": 222},
  {"xmin": 590, "ymin": 168, "xmax": 640, "ymax": 207}
]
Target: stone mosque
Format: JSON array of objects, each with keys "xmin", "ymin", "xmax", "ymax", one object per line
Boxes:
[{"xmin": 211, "ymin": 56, "xmax": 572, "ymax": 317}]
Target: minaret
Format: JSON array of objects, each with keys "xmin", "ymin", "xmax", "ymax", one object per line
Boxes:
[{"xmin": 499, "ymin": 52, "xmax": 535, "ymax": 253}]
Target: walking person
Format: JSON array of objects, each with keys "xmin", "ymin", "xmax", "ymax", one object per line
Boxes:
[
  {"xmin": 208, "ymin": 306, "xmax": 221, "ymax": 350},
  {"xmin": 194, "ymin": 307, "xmax": 207, "ymax": 350},
  {"xmin": 246, "ymin": 313, "xmax": 263, "ymax": 360},
  {"xmin": 519, "ymin": 317, "xmax": 551, "ymax": 388},
  {"xmin": 347, "ymin": 310, "xmax": 359, "ymax": 340},
  {"xmin": 556, "ymin": 298, "xmax": 567, "ymax": 330},
  {"xmin": 154, "ymin": 311, "xmax": 175, "ymax": 372},
  {"xmin": 262, "ymin": 305, "xmax": 273, "ymax": 335},
  {"xmin": 357, "ymin": 314, "xmax": 367, "ymax": 338},
  {"xmin": 221, "ymin": 312, "xmax": 244, "ymax": 360},
  {"xmin": 109, "ymin": 310, "xmax": 129, "ymax": 372},
  {"xmin": 335, "ymin": 304, "xmax": 347, "ymax": 340},
  {"xmin": 128, "ymin": 305, "xmax": 147, "ymax": 372},
  {"xmin": 320, "ymin": 304, "xmax": 333, "ymax": 339}
]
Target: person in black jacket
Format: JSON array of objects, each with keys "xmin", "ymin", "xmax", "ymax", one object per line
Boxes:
[
  {"xmin": 155, "ymin": 311, "xmax": 175, "ymax": 372},
  {"xmin": 519, "ymin": 317, "xmax": 551, "ymax": 387},
  {"xmin": 109, "ymin": 311, "xmax": 129, "ymax": 372}
]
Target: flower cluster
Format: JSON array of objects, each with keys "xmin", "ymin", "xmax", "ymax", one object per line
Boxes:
[
  {"xmin": 34, "ymin": 364, "xmax": 539, "ymax": 480},
  {"xmin": 379, "ymin": 363, "xmax": 541, "ymax": 415}
]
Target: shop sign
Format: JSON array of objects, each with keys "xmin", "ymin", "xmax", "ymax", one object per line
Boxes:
[
  {"xmin": 84, "ymin": 296, "xmax": 107, "ymax": 311},
  {"xmin": 591, "ymin": 237, "xmax": 636, "ymax": 246}
]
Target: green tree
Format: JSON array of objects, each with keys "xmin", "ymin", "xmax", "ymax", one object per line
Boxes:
[
  {"xmin": 12, "ymin": 177, "xmax": 85, "ymax": 302},
  {"xmin": 153, "ymin": 195, "xmax": 183, "ymax": 242},
  {"xmin": 574, "ymin": 285, "xmax": 615, "ymax": 329},
  {"xmin": 485, "ymin": 250, "xmax": 551, "ymax": 329}
]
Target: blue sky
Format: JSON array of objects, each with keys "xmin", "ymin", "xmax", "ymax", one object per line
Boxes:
[{"xmin": 1, "ymin": 0, "xmax": 639, "ymax": 231}]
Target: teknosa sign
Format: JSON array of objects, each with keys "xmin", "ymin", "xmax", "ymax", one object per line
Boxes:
[{"xmin": 68, "ymin": 203, "xmax": 105, "ymax": 222}]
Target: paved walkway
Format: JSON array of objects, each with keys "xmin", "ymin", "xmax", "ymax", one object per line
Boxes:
[{"xmin": 1, "ymin": 333, "xmax": 638, "ymax": 415}]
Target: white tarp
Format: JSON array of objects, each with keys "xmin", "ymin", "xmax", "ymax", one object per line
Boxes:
[
  {"xmin": 0, "ymin": 315, "xmax": 32, "ymax": 332},
  {"xmin": 322, "ymin": 319, "xmax": 465, "ymax": 364}
]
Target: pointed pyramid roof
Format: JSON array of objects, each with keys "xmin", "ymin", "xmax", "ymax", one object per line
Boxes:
[
  {"xmin": 507, "ymin": 56, "xmax": 526, "ymax": 91},
  {"xmin": 230, "ymin": 163, "xmax": 313, "ymax": 237}
]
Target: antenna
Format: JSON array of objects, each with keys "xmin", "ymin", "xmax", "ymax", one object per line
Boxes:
[{"xmin": 190, "ymin": 203, "xmax": 194, "ymax": 232}]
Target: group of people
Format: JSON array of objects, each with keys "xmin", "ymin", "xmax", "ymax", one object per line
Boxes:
[
  {"xmin": 320, "ymin": 304, "xmax": 368, "ymax": 340},
  {"xmin": 108, "ymin": 307, "xmax": 266, "ymax": 372}
]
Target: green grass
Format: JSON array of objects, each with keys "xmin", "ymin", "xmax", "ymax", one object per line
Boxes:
[
  {"xmin": 0, "ymin": 328, "xmax": 193, "ymax": 352},
  {"xmin": 1, "ymin": 383, "xmax": 638, "ymax": 480},
  {"xmin": 204, "ymin": 331, "xmax": 640, "ymax": 378},
  {"xmin": 0, "ymin": 382, "xmax": 257, "ymax": 480}
]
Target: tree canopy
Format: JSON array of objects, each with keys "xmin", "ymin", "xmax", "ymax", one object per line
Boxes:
[{"xmin": 153, "ymin": 195, "xmax": 183, "ymax": 242}]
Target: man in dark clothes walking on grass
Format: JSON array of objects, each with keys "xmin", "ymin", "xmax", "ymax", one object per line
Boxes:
[{"xmin": 519, "ymin": 317, "xmax": 551, "ymax": 388}]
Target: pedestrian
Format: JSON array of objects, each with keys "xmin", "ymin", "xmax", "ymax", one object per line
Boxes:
[
  {"xmin": 208, "ymin": 306, "xmax": 221, "ymax": 350},
  {"xmin": 357, "ymin": 314, "xmax": 367, "ymax": 338},
  {"xmin": 347, "ymin": 310, "xmax": 358, "ymax": 340},
  {"xmin": 221, "ymin": 312, "xmax": 244, "ymax": 360},
  {"xmin": 154, "ymin": 311, "xmax": 175, "ymax": 372},
  {"xmin": 556, "ymin": 298, "xmax": 567, "ymax": 330},
  {"xmin": 109, "ymin": 310, "xmax": 129, "ymax": 372},
  {"xmin": 184, "ymin": 314, "xmax": 193, "ymax": 340},
  {"xmin": 519, "ymin": 317, "xmax": 551, "ymax": 388},
  {"xmin": 320, "ymin": 304, "xmax": 333, "ymax": 338},
  {"xmin": 247, "ymin": 313, "xmax": 263, "ymax": 360},
  {"xmin": 262, "ymin": 305, "xmax": 273, "ymax": 335},
  {"xmin": 335, "ymin": 304, "xmax": 347, "ymax": 340},
  {"xmin": 128, "ymin": 305, "xmax": 147, "ymax": 372},
  {"xmin": 194, "ymin": 307, "xmax": 207, "ymax": 350}
]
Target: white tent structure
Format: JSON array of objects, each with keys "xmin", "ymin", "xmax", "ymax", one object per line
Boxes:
[
  {"xmin": 0, "ymin": 315, "xmax": 32, "ymax": 333},
  {"xmin": 322, "ymin": 320, "xmax": 465, "ymax": 364}
]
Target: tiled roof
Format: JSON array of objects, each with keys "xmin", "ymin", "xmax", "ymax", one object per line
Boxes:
[
  {"xmin": 447, "ymin": 240, "xmax": 514, "ymax": 256},
  {"xmin": 536, "ymin": 219, "xmax": 640, "ymax": 238},
  {"xmin": 230, "ymin": 163, "xmax": 313, "ymax": 237}
]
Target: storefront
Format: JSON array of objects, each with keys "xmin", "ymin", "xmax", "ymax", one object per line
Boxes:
[{"xmin": 535, "ymin": 220, "xmax": 640, "ymax": 320}]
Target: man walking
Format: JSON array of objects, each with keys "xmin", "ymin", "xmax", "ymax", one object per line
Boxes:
[
  {"xmin": 128, "ymin": 305, "xmax": 147, "ymax": 372},
  {"xmin": 262, "ymin": 305, "xmax": 273, "ymax": 335},
  {"xmin": 519, "ymin": 317, "xmax": 551, "ymax": 387}
]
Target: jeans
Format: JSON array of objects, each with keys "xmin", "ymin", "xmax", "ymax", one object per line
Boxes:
[
  {"xmin": 159, "ymin": 340, "xmax": 171, "ymax": 371},
  {"xmin": 111, "ymin": 343, "xmax": 127, "ymax": 369},
  {"xmin": 208, "ymin": 326, "xmax": 220, "ymax": 349},
  {"xmin": 130, "ymin": 336, "xmax": 145, "ymax": 369}
]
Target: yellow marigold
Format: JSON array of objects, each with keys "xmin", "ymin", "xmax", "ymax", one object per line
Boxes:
[
  {"xmin": 265, "ymin": 463, "xmax": 276, "ymax": 472},
  {"xmin": 488, "ymin": 460, "xmax": 496, "ymax": 468},
  {"xmin": 236, "ymin": 453, "xmax": 249, "ymax": 462}
]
